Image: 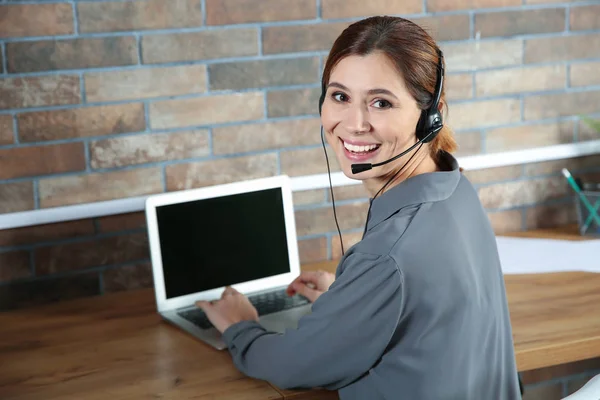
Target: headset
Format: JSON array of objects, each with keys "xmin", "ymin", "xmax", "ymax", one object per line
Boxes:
[
  {"xmin": 319, "ymin": 48, "xmax": 445, "ymax": 256},
  {"xmin": 319, "ymin": 48, "xmax": 445, "ymax": 174}
]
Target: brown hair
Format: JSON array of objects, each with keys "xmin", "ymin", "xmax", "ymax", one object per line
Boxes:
[{"xmin": 322, "ymin": 16, "xmax": 457, "ymax": 161}]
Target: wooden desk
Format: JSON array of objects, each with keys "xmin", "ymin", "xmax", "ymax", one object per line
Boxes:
[{"xmin": 1, "ymin": 226, "xmax": 599, "ymax": 399}]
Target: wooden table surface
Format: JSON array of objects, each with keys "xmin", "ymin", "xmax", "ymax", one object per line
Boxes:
[{"xmin": 1, "ymin": 225, "xmax": 599, "ymax": 400}]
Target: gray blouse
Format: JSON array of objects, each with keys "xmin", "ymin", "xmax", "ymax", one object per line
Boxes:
[{"xmin": 222, "ymin": 151, "xmax": 522, "ymax": 400}]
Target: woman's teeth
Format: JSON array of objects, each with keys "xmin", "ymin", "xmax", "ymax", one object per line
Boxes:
[{"xmin": 343, "ymin": 142, "xmax": 380, "ymax": 153}]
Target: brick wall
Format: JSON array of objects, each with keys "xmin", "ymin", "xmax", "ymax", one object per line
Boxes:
[{"xmin": 0, "ymin": 1, "xmax": 599, "ymax": 397}]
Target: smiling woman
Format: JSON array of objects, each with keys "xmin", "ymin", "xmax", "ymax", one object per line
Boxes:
[
  {"xmin": 319, "ymin": 17, "xmax": 457, "ymax": 197},
  {"xmin": 198, "ymin": 16, "xmax": 523, "ymax": 400}
]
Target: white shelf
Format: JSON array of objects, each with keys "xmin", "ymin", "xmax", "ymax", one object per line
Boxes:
[{"xmin": 1, "ymin": 140, "xmax": 599, "ymax": 231}]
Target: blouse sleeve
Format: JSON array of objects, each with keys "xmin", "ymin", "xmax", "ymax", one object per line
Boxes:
[{"xmin": 221, "ymin": 252, "xmax": 404, "ymax": 391}]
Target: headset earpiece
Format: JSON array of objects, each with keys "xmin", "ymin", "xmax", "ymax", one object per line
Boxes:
[{"xmin": 416, "ymin": 49, "xmax": 445, "ymax": 143}]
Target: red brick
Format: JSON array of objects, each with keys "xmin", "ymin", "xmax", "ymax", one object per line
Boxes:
[
  {"xmin": 488, "ymin": 210, "xmax": 523, "ymax": 234},
  {"xmin": 90, "ymin": 130, "xmax": 209, "ymax": 169},
  {"xmin": 478, "ymin": 176, "xmax": 569, "ymax": 210},
  {"xmin": 298, "ymin": 237, "xmax": 328, "ymax": 264},
  {"xmin": 96, "ymin": 212, "xmax": 146, "ymax": 233},
  {"xmin": 7, "ymin": 37, "xmax": 138, "ymax": 73},
  {"xmin": 332, "ymin": 231, "xmax": 362, "ymax": 259},
  {"xmin": 280, "ymin": 146, "xmax": 339, "ymax": 177},
  {"xmin": 0, "ymin": 4, "xmax": 73, "ymax": 38},
  {"xmin": 262, "ymin": 22, "xmax": 350, "ymax": 55},
  {"xmin": 322, "ymin": 0, "xmax": 422, "ymax": 19},
  {"xmin": 416, "ymin": 15, "xmax": 471, "ymax": 42},
  {"xmin": 525, "ymin": 0, "xmax": 589, "ymax": 3},
  {"xmin": 149, "ymin": 92, "xmax": 263, "ymax": 130},
  {"xmin": 579, "ymin": 118, "xmax": 600, "ymax": 142},
  {"xmin": 78, "ymin": 0, "xmax": 202, "ymax": 33},
  {"xmin": 0, "ymin": 220, "xmax": 95, "ymax": 248},
  {"xmin": 524, "ymin": 154, "xmax": 600, "ymax": 177},
  {"xmin": 475, "ymin": 9, "xmax": 565, "ymax": 38},
  {"xmin": 166, "ymin": 154, "xmax": 278, "ymax": 191},
  {"xmin": 206, "ymin": 0, "xmax": 316, "ymax": 25},
  {"xmin": 570, "ymin": 5, "xmax": 600, "ymax": 31},
  {"xmin": 262, "ymin": 16, "xmax": 468, "ymax": 55},
  {"xmin": 0, "ymin": 75, "xmax": 80, "ymax": 110},
  {"xmin": 295, "ymin": 202, "xmax": 368, "ymax": 237},
  {"xmin": 447, "ymin": 99, "xmax": 521, "ymax": 131},
  {"xmin": 570, "ymin": 62, "xmax": 600, "ymax": 87},
  {"xmin": 328, "ymin": 185, "xmax": 369, "ymax": 202},
  {"xmin": 35, "ymin": 232, "xmax": 149, "ymax": 275},
  {"xmin": 428, "ymin": 0, "xmax": 520, "ymax": 12},
  {"xmin": 0, "ymin": 143, "xmax": 85, "ymax": 180},
  {"xmin": 0, "ymin": 251, "xmax": 31, "ymax": 283},
  {"xmin": 18, "ymin": 104, "xmax": 145, "ymax": 142},
  {"xmin": 293, "ymin": 189, "xmax": 326, "ymax": 206},
  {"xmin": 142, "ymin": 29, "xmax": 257, "ymax": 64},
  {"xmin": 525, "ymin": 34, "xmax": 600, "ymax": 63},
  {"xmin": 103, "ymin": 263, "xmax": 153, "ymax": 293},
  {"xmin": 0, "ymin": 273, "xmax": 99, "ymax": 311},
  {"xmin": 524, "ymin": 90, "xmax": 600, "ymax": 121},
  {"xmin": 85, "ymin": 65, "xmax": 206, "ymax": 102},
  {"xmin": 443, "ymin": 40, "xmax": 522, "ymax": 71},
  {"xmin": 446, "ymin": 74, "xmax": 473, "ymax": 101},
  {"xmin": 455, "ymin": 131, "xmax": 482, "ymax": 157},
  {"xmin": 209, "ymin": 58, "xmax": 319, "ymax": 91},
  {"xmin": 213, "ymin": 119, "xmax": 321, "ymax": 155},
  {"xmin": 526, "ymin": 202, "xmax": 578, "ymax": 230},
  {"xmin": 485, "ymin": 121, "xmax": 574, "ymax": 153},
  {"xmin": 39, "ymin": 168, "xmax": 163, "ymax": 208},
  {"xmin": 0, "ymin": 182, "xmax": 34, "ymax": 213},
  {"xmin": 0, "ymin": 115, "xmax": 14, "ymax": 145},
  {"xmin": 267, "ymin": 87, "xmax": 321, "ymax": 118},
  {"xmin": 463, "ymin": 165, "xmax": 523, "ymax": 185},
  {"xmin": 476, "ymin": 65, "xmax": 566, "ymax": 97}
]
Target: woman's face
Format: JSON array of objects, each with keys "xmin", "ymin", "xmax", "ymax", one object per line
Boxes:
[{"xmin": 320, "ymin": 51, "xmax": 423, "ymax": 182}]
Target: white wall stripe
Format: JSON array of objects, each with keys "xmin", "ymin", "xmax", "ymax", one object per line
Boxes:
[{"xmin": 1, "ymin": 140, "xmax": 599, "ymax": 231}]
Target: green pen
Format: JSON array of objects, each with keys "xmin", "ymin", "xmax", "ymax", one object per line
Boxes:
[{"xmin": 562, "ymin": 168, "xmax": 600, "ymax": 229}]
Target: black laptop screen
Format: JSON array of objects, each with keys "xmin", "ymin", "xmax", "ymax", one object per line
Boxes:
[{"xmin": 155, "ymin": 187, "xmax": 291, "ymax": 299}]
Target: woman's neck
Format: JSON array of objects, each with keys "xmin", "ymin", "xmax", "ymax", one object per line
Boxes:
[{"xmin": 363, "ymin": 146, "xmax": 439, "ymax": 198}]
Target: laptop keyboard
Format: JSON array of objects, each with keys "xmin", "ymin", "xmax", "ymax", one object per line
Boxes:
[{"xmin": 177, "ymin": 288, "xmax": 310, "ymax": 330}]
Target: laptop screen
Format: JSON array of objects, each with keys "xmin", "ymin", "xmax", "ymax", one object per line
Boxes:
[{"xmin": 155, "ymin": 187, "xmax": 291, "ymax": 299}]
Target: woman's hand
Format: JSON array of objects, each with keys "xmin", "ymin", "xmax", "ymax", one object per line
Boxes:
[
  {"xmin": 195, "ymin": 286, "xmax": 259, "ymax": 333},
  {"xmin": 286, "ymin": 270, "xmax": 335, "ymax": 303}
]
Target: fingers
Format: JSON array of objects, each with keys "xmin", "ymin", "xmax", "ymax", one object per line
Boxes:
[
  {"xmin": 286, "ymin": 271, "xmax": 328, "ymax": 297},
  {"xmin": 195, "ymin": 300, "xmax": 212, "ymax": 313},
  {"xmin": 290, "ymin": 281, "xmax": 320, "ymax": 303},
  {"xmin": 222, "ymin": 286, "xmax": 238, "ymax": 298}
]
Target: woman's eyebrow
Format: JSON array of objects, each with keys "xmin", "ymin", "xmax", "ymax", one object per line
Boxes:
[
  {"xmin": 367, "ymin": 88, "xmax": 399, "ymax": 100},
  {"xmin": 327, "ymin": 82, "xmax": 399, "ymax": 100}
]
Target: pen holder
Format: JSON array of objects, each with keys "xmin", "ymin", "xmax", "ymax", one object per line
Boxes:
[{"xmin": 575, "ymin": 189, "xmax": 600, "ymax": 237}]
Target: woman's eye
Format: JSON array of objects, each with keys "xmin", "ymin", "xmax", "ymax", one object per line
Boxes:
[
  {"xmin": 332, "ymin": 92, "xmax": 348, "ymax": 102},
  {"xmin": 373, "ymin": 99, "xmax": 392, "ymax": 109}
]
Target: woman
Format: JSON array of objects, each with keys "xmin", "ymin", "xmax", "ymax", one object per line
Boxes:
[{"xmin": 197, "ymin": 16, "xmax": 522, "ymax": 399}]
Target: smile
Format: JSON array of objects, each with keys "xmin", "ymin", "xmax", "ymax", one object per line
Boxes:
[
  {"xmin": 340, "ymin": 138, "xmax": 382, "ymax": 162},
  {"xmin": 342, "ymin": 140, "xmax": 381, "ymax": 154}
]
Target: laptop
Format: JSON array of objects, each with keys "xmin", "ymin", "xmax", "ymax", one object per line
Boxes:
[{"xmin": 144, "ymin": 175, "xmax": 312, "ymax": 350}]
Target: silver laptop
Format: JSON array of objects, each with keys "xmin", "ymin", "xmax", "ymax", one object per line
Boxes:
[{"xmin": 145, "ymin": 175, "xmax": 312, "ymax": 350}]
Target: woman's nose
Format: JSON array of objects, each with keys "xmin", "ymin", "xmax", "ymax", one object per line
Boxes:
[{"xmin": 343, "ymin": 103, "xmax": 371, "ymax": 134}]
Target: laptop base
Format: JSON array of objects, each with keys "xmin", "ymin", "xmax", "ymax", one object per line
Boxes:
[{"xmin": 161, "ymin": 303, "xmax": 313, "ymax": 350}]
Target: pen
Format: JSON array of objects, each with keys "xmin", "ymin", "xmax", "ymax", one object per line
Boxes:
[
  {"xmin": 562, "ymin": 168, "xmax": 600, "ymax": 229},
  {"xmin": 574, "ymin": 177, "xmax": 600, "ymax": 230}
]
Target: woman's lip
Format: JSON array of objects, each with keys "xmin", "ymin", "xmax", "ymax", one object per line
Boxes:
[{"xmin": 339, "ymin": 138, "xmax": 381, "ymax": 162}]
